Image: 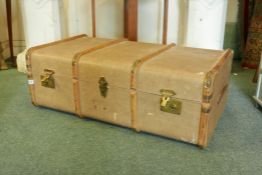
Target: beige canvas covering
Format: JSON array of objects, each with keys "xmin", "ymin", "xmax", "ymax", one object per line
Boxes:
[{"xmin": 26, "ymin": 35, "xmax": 233, "ymax": 148}]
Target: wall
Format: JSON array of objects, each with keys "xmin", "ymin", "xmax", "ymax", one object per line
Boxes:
[
  {"xmin": 138, "ymin": 0, "xmax": 163, "ymax": 43},
  {"xmin": 21, "ymin": 0, "xmax": 62, "ymax": 48},
  {"xmin": 224, "ymin": 0, "xmax": 241, "ymax": 59},
  {"xmin": 137, "ymin": 0, "xmax": 186, "ymax": 44},
  {"xmin": 64, "ymin": 0, "xmax": 213, "ymax": 46},
  {"xmin": 0, "ymin": 0, "xmax": 25, "ymax": 59},
  {"xmin": 66, "ymin": 0, "xmax": 227, "ymax": 48},
  {"xmin": 66, "ymin": 0, "xmax": 92, "ymax": 37},
  {"xmin": 96, "ymin": 0, "xmax": 124, "ymax": 38},
  {"xmin": 18, "ymin": 0, "xmax": 232, "ymax": 52},
  {"xmin": 186, "ymin": 0, "xmax": 228, "ymax": 50}
]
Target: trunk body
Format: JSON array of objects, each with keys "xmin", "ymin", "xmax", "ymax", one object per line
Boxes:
[{"xmin": 26, "ymin": 35, "xmax": 233, "ymax": 147}]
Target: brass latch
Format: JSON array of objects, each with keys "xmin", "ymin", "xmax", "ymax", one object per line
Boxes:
[
  {"xmin": 40, "ymin": 69, "xmax": 55, "ymax": 88},
  {"xmin": 160, "ymin": 89, "xmax": 182, "ymax": 115},
  {"xmin": 203, "ymin": 73, "xmax": 212, "ymax": 89},
  {"xmin": 99, "ymin": 77, "xmax": 108, "ymax": 97}
]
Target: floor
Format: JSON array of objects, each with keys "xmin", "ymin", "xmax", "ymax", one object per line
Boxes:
[{"xmin": 0, "ymin": 63, "xmax": 261, "ymax": 175}]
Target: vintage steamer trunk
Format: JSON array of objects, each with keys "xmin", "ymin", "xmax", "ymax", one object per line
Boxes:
[{"xmin": 26, "ymin": 35, "xmax": 233, "ymax": 147}]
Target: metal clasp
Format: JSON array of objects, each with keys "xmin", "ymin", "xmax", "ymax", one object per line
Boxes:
[
  {"xmin": 99, "ymin": 77, "xmax": 108, "ymax": 97},
  {"xmin": 40, "ymin": 69, "xmax": 55, "ymax": 88},
  {"xmin": 203, "ymin": 73, "xmax": 212, "ymax": 89},
  {"xmin": 160, "ymin": 89, "xmax": 182, "ymax": 115}
]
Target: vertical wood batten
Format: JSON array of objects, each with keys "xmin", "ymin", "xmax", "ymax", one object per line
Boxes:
[
  {"xmin": 92, "ymin": 0, "xmax": 96, "ymax": 37},
  {"xmin": 162, "ymin": 0, "xmax": 169, "ymax": 44},
  {"xmin": 6, "ymin": 0, "xmax": 16, "ymax": 66},
  {"xmin": 124, "ymin": 0, "xmax": 138, "ymax": 41}
]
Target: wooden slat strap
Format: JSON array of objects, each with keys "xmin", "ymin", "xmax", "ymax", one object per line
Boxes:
[
  {"xmin": 91, "ymin": 0, "xmax": 96, "ymax": 37},
  {"xmin": 198, "ymin": 49, "xmax": 233, "ymax": 148},
  {"xmin": 130, "ymin": 43, "xmax": 175, "ymax": 131},
  {"xmin": 72, "ymin": 39, "xmax": 126, "ymax": 117},
  {"xmin": 26, "ymin": 34, "xmax": 87, "ymax": 106}
]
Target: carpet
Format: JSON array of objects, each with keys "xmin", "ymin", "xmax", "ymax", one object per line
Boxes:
[{"xmin": 0, "ymin": 62, "xmax": 261, "ymax": 175}]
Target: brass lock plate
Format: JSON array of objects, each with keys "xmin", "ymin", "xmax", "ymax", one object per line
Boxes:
[
  {"xmin": 99, "ymin": 77, "xmax": 108, "ymax": 97},
  {"xmin": 40, "ymin": 69, "xmax": 55, "ymax": 88},
  {"xmin": 160, "ymin": 89, "xmax": 182, "ymax": 115}
]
